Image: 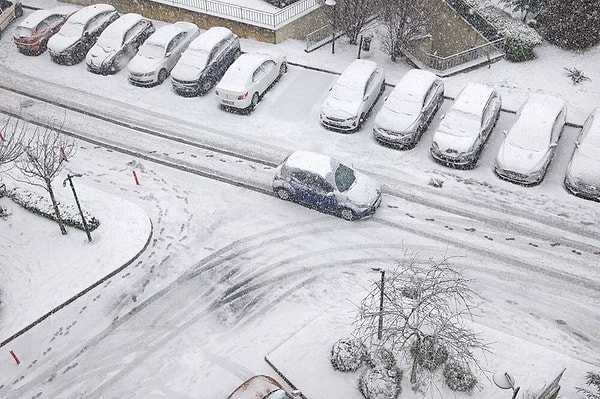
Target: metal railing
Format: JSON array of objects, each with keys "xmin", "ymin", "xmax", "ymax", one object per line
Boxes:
[
  {"xmin": 305, "ymin": 25, "xmax": 332, "ymax": 51},
  {"xmin": 445, "ymin": 0, "xmax": 503, "ymax": 41},
  {"xmin": 410, "ymin": 38, "xmax": 506, "ymax": 72},
  {"xmin": 154, "ymin": 0, "xmax": 321, "ymax": 28}
]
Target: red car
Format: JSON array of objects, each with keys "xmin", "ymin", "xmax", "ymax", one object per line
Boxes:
[
  {"xmin": 13, "ymin": 5, "xmax": 78, "ymax": 55},
  {"xmin": 227, "ymin": 375, "xmax": 297, "ymax": 399}
]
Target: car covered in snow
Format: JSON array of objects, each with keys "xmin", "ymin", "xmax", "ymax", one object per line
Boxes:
[
  {"xmin": 320, "ymin": 59, "xmax": 385, "ymax": 132},
  {"xmin": 430, "ymin": 82, "xmax": 501, "ymax": 168},
  {"xmin": 127, "ymin": 21, "xmax": 200, "ymax": 87},
  {"xmin": 86, "ymin": 13, "xmax": 155, "ymax": 75},
  {"xmin": 47, "ymin": 3, "xmax": 119, "ymax": 65},
  {"xmin": 0, "ymin": 0, "xmax": 23, "ymax": 37},
  {"xmin": 373, "ymin": 68, "xmax": 444, "ymax": 148},
  {"xmin": 227, "ymin": 375, "xmax": 297, "ymax": 399},
  {"xmin": 13, "ymin": 5, "xmax": 78, "ymax": 55},
  {"xmin": 564, "ymin": 107, "xmax": 600, "ymax": 200},
  {"xmin": 494, "ymin": 93, "xmax": 567, "ymax": 185},
  {"xmin": 272, "ymin": 151, "xmax": 382, "ymax": 221},
  {"xmin": 171, "ymin": 26, "xmax": 241, "ymax": 96},
  {"xmin": 214, "ymin": 51, "xmax": 287, "ymax": 112}
]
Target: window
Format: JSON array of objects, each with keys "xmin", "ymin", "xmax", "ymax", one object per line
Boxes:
[
  {"xmin": 167, "ymin": 33, "xmax": 184, "ymax": 53},
  {"xmin": 578, "ymin": 114, "xmax": 593, "ymax": 143}
]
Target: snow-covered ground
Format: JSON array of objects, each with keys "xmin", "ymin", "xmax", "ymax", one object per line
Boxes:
[{"xmin": 0, "ymin": 2, "xmax": 599, "ymax": 398}]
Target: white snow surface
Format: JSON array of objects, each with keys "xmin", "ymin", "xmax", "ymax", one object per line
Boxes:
[{"xmin": 0, "ymin": 2, "xmax": 599, "ymax": 399}]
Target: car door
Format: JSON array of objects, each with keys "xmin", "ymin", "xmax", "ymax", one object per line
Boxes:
[
  {"xmin": 260, "ymin": 60, "xmax": 277, "ymax": 92},
  {"xmin": 165, "ymin": 32, "xmax": 185, "ymax": 70},
  {"xmin": 309, "ymin": 175, "xmax": 337, "ymax": 212},
  {"xmin": 289, "ymin": 171, "xmax": 316, "ymax": 204},
  {"xmin": 480, "ymin": 94, "xmax": 497, "ymax": 143},
  {"xmin": 363, "ymin": 72, "xmax": 377, "ymax": 112}
]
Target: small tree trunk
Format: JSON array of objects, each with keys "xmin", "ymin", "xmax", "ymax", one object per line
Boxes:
[
  {"xmin": 47, "ymin": 179, "xmax": 67, "ymax": 235},
  {"xmin": 410, "ymin": 356, "xmax": 419, "ymax": 383}
]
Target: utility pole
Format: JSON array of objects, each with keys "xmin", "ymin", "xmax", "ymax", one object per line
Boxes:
[{"xmin": 63, "ymin": 173, "xmax": 92, "ymax": 242}]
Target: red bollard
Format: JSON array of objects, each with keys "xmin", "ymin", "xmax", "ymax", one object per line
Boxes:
[
  {"xmin": 60, "ymin": 147, "xmax": 68, "ymax": 162},
  {"xmin": 9, "ymin": 350, "xmax": 20, "ymax": 365},
  {"xmin": 132, "ymin": 170, "xmax": 140, "ymax": 185},
  {"xmin": 0, "ymin": 131, "xmax": 4, "ymax": 141}
]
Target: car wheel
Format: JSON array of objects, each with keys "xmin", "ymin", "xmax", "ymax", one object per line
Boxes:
[
  {"xmin": 158, "ymin": 69, "xmax": 168, "ymax": 84},
  {"xmin": 340, "ymin": 208, "xmax": 356, "ymax": 221},
  {"xmin": 40, "ymin": 39, "xmax": 48, "ymax": 53},
  {"xmin": 15, "ymin": 4, "xmax": 23, "ymax": 17},
  {"xmin": 250, "ymin": 92, "xmax": 260, "ymax": 110},
  {"xmin": 200, "ymin": 78, "xmax": 214, "ymax": 94},
  {"xmin": 276, "ymin": 188, "xmax": 290, "ymax": 201},
  {"xmin": 279, "ymin": 62, "xmax": 287, "ymax": 76}
]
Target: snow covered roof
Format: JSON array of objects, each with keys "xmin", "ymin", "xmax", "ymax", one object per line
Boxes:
[
  {"xmin": 18, "ymin": 6, "xmax": 78, "ymax": 28},
  {"xmin": 337, "ymin": 59, "xmax": 378, "ymax": 89},
  {"xmin": 452, "ymin": 82, "xmax": 495, "ymax": 117},
  {"xmin": 390, "ymin": 69, "xmax": 439, "ymax": 102},
  {"xmin": 66, "ymin": 3, "xmax": 116, "ymax": 24},
  {"xmin": 282, "ymin": 151, "xmax": 335, "ymax": 178},
  {"xmin": 188, "ymin": 26, "xmax": 235, "ymax": 52}
]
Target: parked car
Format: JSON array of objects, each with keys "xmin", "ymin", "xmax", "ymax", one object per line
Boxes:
[
  {"xmin": 214, "ymin": 51, "xmax": 287, "ymax": 112},
  {"xmin": 0, "ymin": 0, "xmax": 23, "ymax": 38},
  {"xmin": 86, "ymin": 13, "xmax": 154, "ymax": 75},
  {"xmin": 13, "ymin": 5, "xmax": 78, "ymax": 55},
  {"xmin": 273, "ymin": 151, "xmax": 382, "ymax": 221},
  {"xmin": 227, "ymin": 375, "xmax": 297, "ymax": 399},
  {"xmin": 494, "ymin": 93, "xmax": 567, "ymax": 185},
  {"xmin": 171, "ymin": 26, "xmax": 241, "ymax": 96},
  {"xmin": 373, "ymin": 69, "xmax": 444, "ymax": 148},
  {"xmin": 430, "ymin": 82, "xmax": 501, "ymax": 168},
  {"xmin": 320, "ymin": 59, "xmax": 385, "ymax": 132},
  {"xmin": 564, "ymin": 107, "xmax": 600, "ymax": 200},
  {"xmin": 127, "ymin": 21, "xmax": 200, "ymax": 87},
  {"xmin": 47, "ymin": 3, "xmax": 119, "ymax": 65}
]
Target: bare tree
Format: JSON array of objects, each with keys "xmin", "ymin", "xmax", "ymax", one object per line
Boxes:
[
  {"xmin": 354, "ymin": 257, "xmax": 490, "ymax": 389},
  {"xmin": 323, "ymin": 0, "xmax": 378, "ymax": 45},
  {"xmin": 0, "ymin": 117, "xmax": 29, "ymax": 175},
  {"xmin": 14, "ymin": 123, "xmax": 75, "ymax": 235}
]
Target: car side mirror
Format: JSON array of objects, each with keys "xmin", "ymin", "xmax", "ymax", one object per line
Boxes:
[
  {"xmin": 550, "ymin": 142, "xmax": 558, "ymax": 148},
  {"xmin": 166, "ymin": 51, "xmax": 172, "ymax": 57},
  {"xmin": 575, "ymin": 140, "xmax": 580, "ymax": 148},
  {"xmin": 502, "ymin": 130, "xmax": 508, "ymax": 136}
]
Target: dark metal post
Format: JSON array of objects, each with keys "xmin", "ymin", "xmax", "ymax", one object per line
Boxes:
[
  {"xmin": 331, "ymin": 3, "xmax": 336, "ymax": 54},
  {"xmin": 64, "ymin": 174, "xmax": 92, "ymax": 242},
  {"xmin": 377, "ymin": 269, "xmax": 385, "ymax": 340},
  {"xmin": 358, "ymin": 35, "xmax": 363, "ymax": 59}
]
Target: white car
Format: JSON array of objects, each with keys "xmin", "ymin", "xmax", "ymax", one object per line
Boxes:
[
  {"xmin": 373, "ymin": 69, "xmax": 444, "ymax": 148},
  {"xmin": 320, "ymin": 59, "xmax": 385, "ymax": 132},
  {"xmin": 494, "ymin": 93, "xmax": 567, "ymax": 185},
  {"xmin": 86, "ymin": 13, "xmax": 155, "ymax": 75},
  {"xmin": 214, "ymin": 51, "xmax": 287, "ymax": 112},
  {"xmin": 127, "ymin": 21, "xmax": 200, "ymax": 87},
  {"xmin": 564, "ymin": 107, "xmax": 600, "ymax": 201},
  {"xmin": 0, "ymin": 0, "xmax": 22, "ymax": 37},
  {"xmin": 431, "ymin": 83, "xmax": 501, "ymax": 168}
]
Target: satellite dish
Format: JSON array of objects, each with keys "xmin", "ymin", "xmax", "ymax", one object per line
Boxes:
[{"xmin": 493, "ymin": 371, "xmax": 515, "ymax": 390}]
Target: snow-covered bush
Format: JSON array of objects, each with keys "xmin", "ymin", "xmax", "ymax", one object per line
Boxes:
[
  {"xmin": 331, "ymin": 337, "xmax": 366, "ymax": 372},
  {"xmin": 577, "ymin": 371, "xmax": 600, "ymax": 399},
  {"xmin": 7, "ymin": 187, "xmax": 100, "ymax": 231},
  {"xmin": 475, "ymin": 4, "xmax": 542, "ymax": 61},
  {"xmin": 358, "ymin": 364, "xmax": 403, "ymax": 399},
  {"xmin": 365, "ymin": 347, "xmax": 396, "ymax": 370},
  {"xmin": 443, "ymin": 361, "xmax": 477, "ymax": 393},
  {"xmin": 410, "ymin": 335, "xmax": 449, "ymax": 372},
  {"xmin": 538, "ymin": 0, "xmax": 600, "ymax": 50}
]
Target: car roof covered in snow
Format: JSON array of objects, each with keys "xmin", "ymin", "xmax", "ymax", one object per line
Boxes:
[
  {"xmin": 188, "ymin": 26, "xmax": 235, "ymax": 52},
  {"xmin": 511, "ymin": 92, "xmax": 566, "ymax": 135},
  {"xmin": 66, "ymin": 3, "xmax": 116, "ymax": 24},
  {"xmin": 337, "ymin": 59, "xmax": 378, "ymax": 89},
  {"xmin": 227, "ymin": 375, "xmax": 283, "ymax": 399},
  {"xmin": 18, "ymin": 6, "xmax": 78, "ymax": 28},
  {"xmin": 282, "ymin": 151, "xmax": 338, "ymax": 178},
  {"xmin": 146, "ymin": 23, "xmax": 187, "ymax": 46},
  {"xmin": 390, "ymin": 69, "xmax": 440, "ymax": 102},
  {"xmin": 101, "ymin": 13, "xmax": 145, "ymax": 35},
  {"xmin": 218, "ymin": 52, "xmax": 275, "ymax": 91},
  {"xmin": 451, "ymin": 82, "xmax": 496, "ymax": 117}
]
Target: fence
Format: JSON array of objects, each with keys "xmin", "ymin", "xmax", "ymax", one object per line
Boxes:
[
  {"xmin": 154, "ymin": 0, "xmax": 321, "ymax": 28},
  {"xmin": 446, "ymin": 0, "xmax": 503, "ymax": 41},
  {"xmin": 305, "ymin": 25, "xmax": 332, "ymax": 51},
  {"xmin": 410, "ymin": 38, "xmax": 506, "ymax": 72}
]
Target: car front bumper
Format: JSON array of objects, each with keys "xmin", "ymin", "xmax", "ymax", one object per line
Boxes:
[
  {"xmin": 564, "ymin": 177, "xmax": 600, "ymax": 201},
  {"xmin": 373, "ymin": 127, "xmax": 416, "ymax": 147},
  {"xmin": 494, "ymin": 165, "xmax": 542, "ymax": 186},
  {"xmin": 320, "ymin": 114, "xmax": 358, "ymax": 132}
]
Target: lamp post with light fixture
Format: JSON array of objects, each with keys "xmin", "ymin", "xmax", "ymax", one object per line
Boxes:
[{"xmin": 325, "ymin": 0, "xmax": 337, "ymax": 54}]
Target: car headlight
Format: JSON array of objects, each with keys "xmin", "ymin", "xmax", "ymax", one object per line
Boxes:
[{"xmin": 431, "ymin": 141, "xmax": 439, "ymax": 152}]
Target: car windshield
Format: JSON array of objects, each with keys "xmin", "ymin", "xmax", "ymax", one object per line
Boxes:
[
  {"xmin": 440, "ymin": 110, "xmax": 480, "ymax": 137},
  {"xmin": 334, "ymin": 163, "xmax": 356, "ymax": 192},
  {"xmin": 139, "ymin": 42, "xmax": 165, "ymax": 59},
  {"xmin": 59, "ymin": 21, "xmax": 85, "ymax": 37},
  {"xmin": 182, "ymin": 47, "xmax": 209, "ymax": 69},
  {"xmin": 14, "ymin": 26, "xmax": 32, "ymax": 38},
  {"xmin": 330, "ymin": 84, "xmax": 362, "ymax": 103}
]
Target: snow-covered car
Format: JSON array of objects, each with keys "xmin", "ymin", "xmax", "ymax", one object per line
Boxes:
[
  {"xmin": 272, "ymin": 150, "xmax": 382, "ymax": 221},
  {"xmin": 320, "ymin": 59, "xmax": 385, "ymax": 132},
  {"xmin": 13, "ymin": 5, "xmax": 78, "ymax": 55},
  {"xmin": 494, "ymin": 93, "xmax": 567, "ymax": 185},
  {"xmin": 86, "ymin": 13, "xmax": 154, "ymax": 75},
  {"xmin": 564, "ymin": 107, "xmax": 600, "ymax": 200},
  {"xmin": 373, "ymin": 69, "xmax": 443, "ymax": 148},
  {"xmin": 214, "ymin": 51, "xmax": 287, "ymax": 112},
  {"xmin": 127, "ymin": 21, "xmax": 200, "ymax": 87},
  {"xmin": 227, "ymin": 375, "xmax": 297, "ymax": 399},
  {"xmin": 0, "ymin": 0, "xmax": 22, "ymax": 38},
  {"xmin": 171, "ymin": 26, "xmax": 241, "ymax": 96},
  {"xmin": 47, "ymin": 3, "xmax": 119, "ymax": 65},
  {"xmin": 430, "ymin": 82, "xmax": 501, "ymax": 168}
]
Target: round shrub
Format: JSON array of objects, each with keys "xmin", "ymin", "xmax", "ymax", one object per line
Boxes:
[
  {"xmin": 331, "ymin": 338, "xmax": 366, "ymax": 372},
  {"xmin": 410, "ymin": 336, "xmax": 449, "ymax": 372},
  {"xmin": 539, "ymin": 0, "xmax": 600, "ymax": 50},
  {"xmin": 365, "ymin": 347, "xmax": 396, "ymax": 370},
  {"xmin": 443, "ymin": 361, "xmax": 477, "ymax": 393},
  {"xmin": 358, "ymin": 365, "xmax": 403, "ymax": 399}
]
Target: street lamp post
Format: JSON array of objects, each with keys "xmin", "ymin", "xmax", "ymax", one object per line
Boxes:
[
  {"xmin": 493, "ymin": 371, "xmax": 520, "ymax": 399},
  {"xmin": 63, "ymin": 173, "xmax": 92, "ymax": 242},
  {"xmin": 325, "ymin": 0, "xmax": 337, "ymax": 54},
  {"xmin": 371, "ymin": 267, "xmax": 385, "ymax": 341}
]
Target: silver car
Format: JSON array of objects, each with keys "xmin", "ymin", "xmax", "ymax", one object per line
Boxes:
[
  {"xmin": 431, "ymin": 83, "xmax": 501, "ymax": 168},
  {"xmin": 564, "ymin": 107, "xmax": 600, "ymax": 200}
]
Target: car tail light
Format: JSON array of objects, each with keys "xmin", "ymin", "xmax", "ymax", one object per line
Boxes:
[
  {"xmin": 215, "ymin": 89, "xmax": 219, "ymax": 95},
  {"xmin": 238, "ymin": 92, "xmax": 248, "ymax": 100}
]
